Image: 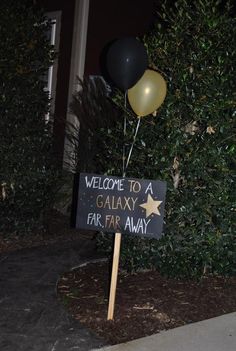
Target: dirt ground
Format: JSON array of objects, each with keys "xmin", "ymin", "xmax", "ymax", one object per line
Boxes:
[{"xmin": 57, "ymin": 261, "xmax": 236, "ymax": 345}]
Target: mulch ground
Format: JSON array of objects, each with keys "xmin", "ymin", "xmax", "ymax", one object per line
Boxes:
[
  {"xmin": 57, "ymin": 261, "xmax": 236, "ymax": 345},
  {"xmin": 1, "ymin": 211, "xmax": 236, "ymax": 346}
]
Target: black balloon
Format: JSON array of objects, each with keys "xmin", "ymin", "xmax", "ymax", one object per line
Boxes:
[{"xmin": 106, "ymin": 37, "xmax": 148, "ymax": 91}]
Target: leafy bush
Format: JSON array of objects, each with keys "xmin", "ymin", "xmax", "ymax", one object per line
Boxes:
[
  {"xmin": 96, "ymin": 0, "xmax": 236, "ymax": 278},
  {"xmin": 0, "ymin": 0, "xmax": 59, "ymax": 234}
]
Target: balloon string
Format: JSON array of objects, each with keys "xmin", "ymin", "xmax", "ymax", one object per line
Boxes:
[
  {"xmin": 124, "ymin": 91, "xmax": 127, "ymax": 135},
  {"xmin": 123, "ymin": 117, "xmax": 141, "ymax": 177},
  {"xmin": 122, "ymin": 91, "xmax": 127, "ymax": 176}
]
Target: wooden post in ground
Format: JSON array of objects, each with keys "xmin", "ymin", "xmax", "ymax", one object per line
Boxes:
[{"xmin": 107, "ymin": 232, "xmax": 122, "ymax": 320}]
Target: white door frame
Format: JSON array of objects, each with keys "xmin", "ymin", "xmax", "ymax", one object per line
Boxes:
[{"xmin": 45, "ymin": 10, "xmax": 62, "ymax": 121}]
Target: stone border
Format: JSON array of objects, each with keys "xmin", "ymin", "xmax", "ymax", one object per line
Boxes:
[{"xmin": 71, "ymin": 257, "xmax": 109, "ymax": 271}]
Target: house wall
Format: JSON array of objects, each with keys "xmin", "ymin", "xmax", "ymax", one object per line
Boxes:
[
  {"xmin": 40, "ymin": 0, "xmax": 155, "ymax": 165},
  {"xmin": 85, "ymin": 0, "xmax": 155, "ymax": 76}
]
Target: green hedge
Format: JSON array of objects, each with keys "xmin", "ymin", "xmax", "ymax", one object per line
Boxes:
[
  {"xmin": 0, "ymin": 0, "xmax": 59, "ymax": 234},
  {"xmin": 96, "ymin": 0, "xmax": 236, "ymax": 278}
]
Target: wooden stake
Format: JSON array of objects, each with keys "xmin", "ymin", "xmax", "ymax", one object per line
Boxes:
[{"xmin": 107, "ymin": 232, "xmax": 122, "ymax": 320}]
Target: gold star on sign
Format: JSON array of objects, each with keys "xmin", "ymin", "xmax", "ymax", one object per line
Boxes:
[{"xmin": 139, "ymin": 194, "xmax": 162, "ymax": 218}]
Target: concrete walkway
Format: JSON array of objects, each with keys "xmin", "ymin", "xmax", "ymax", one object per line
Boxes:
[
  {"xmin": 0, "ymin": 239, "xmax": 105, "ymax": 351},
  {"xmin": 93, "ymin": 312, "xmax": 236, "ymax": 351}
]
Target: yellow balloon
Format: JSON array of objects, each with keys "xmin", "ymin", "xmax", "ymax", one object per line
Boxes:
[{"xmin": 128, "ymin": 69, "xmax": 167, "ymax": 117}]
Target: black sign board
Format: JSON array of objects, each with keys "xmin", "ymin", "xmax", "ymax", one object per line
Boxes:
[{"xmin": 76, "ymin": 173, "xmax": 167, "ymax": 239}]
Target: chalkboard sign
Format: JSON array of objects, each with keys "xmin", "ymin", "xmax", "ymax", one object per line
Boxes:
[{"xmin": 76, "ymin": 173, "xmax": 167, "ymax": 239}]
